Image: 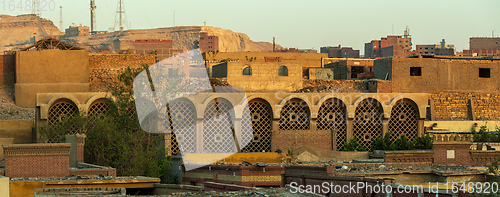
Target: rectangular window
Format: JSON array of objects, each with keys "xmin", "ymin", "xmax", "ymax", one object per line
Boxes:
[
  {"xmin": 479, "ymin": 68, "xmax": 491, "ymax": 78},
  {"xmin": 410, "ymin": 67, "xmax": 422, "ymax": 76}
]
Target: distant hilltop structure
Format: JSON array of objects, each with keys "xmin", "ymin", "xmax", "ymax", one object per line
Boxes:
[{"xmin": 64, "ymin": 24, "xmax": 89, "ymax": 37}]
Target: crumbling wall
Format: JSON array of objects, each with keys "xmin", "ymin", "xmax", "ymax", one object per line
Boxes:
[
  {"xmin": 88, "ymin": 54, "xmax": 156, "ymax": 92},
  {"xmin": 297, "ymin": 79, "xmax": 368, "ymax": 93}
]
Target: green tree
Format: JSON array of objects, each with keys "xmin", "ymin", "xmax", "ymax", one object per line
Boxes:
[
  {"xmin": 371, "ymin": 131, "xmax": 393, "ymax": 151},
  {"xmin": 39, "ymin": 65, "xmax": 173, "ymax": 182},
  {"xmin": 343, "ymin": 137, "xmax": 366, "ymax": 151}
]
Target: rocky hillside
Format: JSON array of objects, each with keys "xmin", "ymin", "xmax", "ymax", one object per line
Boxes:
[
  {"xmin": 0, "ymin": 14, "xmax": 63, "ymax": 51},
  {"xmin": 0, "ymin": 14, "xmax": 280, "ymax": 53},
  {"xmin": 63, "ymin": 26, "xmax": 281, "ymax": 53}
]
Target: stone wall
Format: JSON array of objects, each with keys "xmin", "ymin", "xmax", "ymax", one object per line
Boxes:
[
  {"xmin": 429, "ymin": 92, "xmax": 500, "ymax": 120},
  {"xmin": 88, "ymin": 54, "xmax": 156, "ymax": 69},
  {"xmin": 88, "ymin": 54, "xmax": 155, "ymax": 91},
  {"xmin": 90, "ymin": 67, "xmax": 144, "ymax": 92}
]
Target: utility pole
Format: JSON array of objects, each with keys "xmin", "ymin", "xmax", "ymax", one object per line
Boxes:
[
  {"xmin": 32, "ymin": 0, "xmax": 41, "ymax": 17},
  {"xmin": 59, "ymin": 6, "xmax": 63, "ymax": 31},
  {"xmin": 114, "ymin": 0, "xmax": 128, "ymax": 31},
  {"xmin": 273, "ymin": 37, "xmax": 276, "ymax": 52},
  {"xmin": 90, "ymin": 0, "xmax": 96, "ymax": 34}
]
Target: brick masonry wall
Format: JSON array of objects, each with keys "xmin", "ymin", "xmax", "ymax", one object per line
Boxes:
[
  {"xmin": 384, "ymin": 151, "xmax": 434, "ymax": 163},
  {"xmin": 470, "ymin": 151, "xmax": 500, "ymax": 165},
  {"xmin": 90, "ymin": 67, "xmax": 144, "ymax": 92},
  {"xmin": 433, "ymin": 144, "xmax": 471, "ymax": 165},
  {"xmin": 69, "ymin": 168, "xmax": 117, "ymax": 177},
  {"xmin": 430, "ymin": 92, "xmax": 500, "ymax": 120},
  {"xmin": 88, "ymin": 54, "xmax": 156, "ymax": 92},
  {"xmin": 5, "ymin": 155, "xmax": 69, "ymax": 178},
  {"xmin": 88, "ymin": 54, "xmax": 156, "ymax": 69},
  {"xmin": 272, "ymin": 129, "xmax": 333, "ymax": 152}
]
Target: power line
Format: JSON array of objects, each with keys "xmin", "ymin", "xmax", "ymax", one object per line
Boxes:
[{"xmin": 59, "ymin": 6, "xmax": 63, "ymax": 31}]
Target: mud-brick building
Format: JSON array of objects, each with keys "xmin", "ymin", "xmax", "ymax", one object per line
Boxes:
[
  {"xmin": 212, "ymin": 62, "xmax": 303, "ymax": 92},
  {"xmin": 15, "ymin": 39, "xmax": 90, "ymax": 108},
  {"xmin": 373, "ymin": 56, "xmax": 500, "ymax": 93}
]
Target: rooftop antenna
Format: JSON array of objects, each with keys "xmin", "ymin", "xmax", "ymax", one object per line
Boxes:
[
  {"xmin": 404, "ymin": 26, "xmax": 411, "ymax": 38},
  {"xmin": 173, "ymin": 10, "xmax": 175, "ymax": 27},
  {"xmin": 32, "ymin": 0, "xmax": 41, "ymax": 17},
  {"xmin": 392, "ymin": 24, "xmax": 394, "ymax": 35},
  {"xmin": 59, "ymin": 6, "xmax": 63, "ymax": 31},
  {"xmin": 114, "ymin": 0, "xmax": 128, "ymax": 31},
  {"xmin": 90, "ymin": 0, "xmax": 97, "ymax": 33},
  {"xmin": 273, "ymin": 37, "xmax": 276, "ymax": 52}
]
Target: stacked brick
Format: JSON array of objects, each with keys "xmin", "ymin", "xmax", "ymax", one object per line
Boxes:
[
  {"xmin": 272, "ymin": 130, "xmax": 332, "ymax": 152},
  {"xmin": 183, "ymin": 165, "xmax": 285, "ymax": 187},
  {"xmin": 3, "ymin": 143, "xmax": 71, "ymax": 178},
  {"xmin": 430, "ymin": 92, "xmax": 500, "ymax": 120}
]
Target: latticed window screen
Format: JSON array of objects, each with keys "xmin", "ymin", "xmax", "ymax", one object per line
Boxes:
[
  {"xmin": 203, "ymin": 99, "xmax": 237, "ymax": 153},
  {"xmin": 353, "ymin": 99, "xmax": 383, "ymax": 150},
  {"xmin": 389, "ymin": 100, "xmax": 418, "ymax": 142},
  {"xmin": 279, "ymin": 98, "xmax": 310, "ymax": 130},
  {"xmin": 241, "ymin": 99, "xmax": 272, "ymax": 152},
  {"xmin": 317, "ymin": 99, "xmax": 347, "ymax": 151},
  {"xmin": 88, "ymin": 99, "xmax": 111, "ymax": 117},
  {"xmin": 47, "ymin": 99, "xmax": 79, "ymax": 134},
  {"xmin": 168, "ymin": 100, "xmax": 197, "ymax": 155},
  {"xmin": 87, "ymin": 99, "xmax": 111, "ymax": 128}
]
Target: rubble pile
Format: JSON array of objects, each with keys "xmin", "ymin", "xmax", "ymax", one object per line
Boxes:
[
  {"xmin": 0, "ymin": 86, "xmax": 34, "ymax": 120},
  {"xmin": 295, "ymin": 79, "xmax": 368, "ymax": 93},
  {"xmin": 210, "ymin": 78, "xmax": 230, "ymax": 86},
  {"xmin": 167, "ymin": 187, "xmax": 317, "ymax": 197}
]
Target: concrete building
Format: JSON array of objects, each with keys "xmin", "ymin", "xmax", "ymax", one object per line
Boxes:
[
  {"xmin": 199, "ymin": 32, "xmax": 219, "ymax": 53},
  {"xmin": 324, "ymin": 59, "xmax": 374, "ymax": 79},
  {"xmin": 277, "ymin": 48, "xmax": 318, "ymax": 53},
  {"xmin": 64, "ymin": 25, "xmax": 90, "ymax": 37},
  {"xmin": 373, "ymin": 56, "xmax": 500, "ymax": 93},
  {"xmin": 365, "ymin": 34, "xmax": 412, "ymax": 58},
  {"xmin": 470, "ymin": 37, "xmax": 500, "ymax": 50},
  {"xmin": 212, "ymin": 62, "xmax": 303, "ymax": 92},
  {"xmin": 463, "ymin": 49, "xmax": 500, "ymax": 57},
  {"xmin": 320, "ymin": 45, "xmax": 359, "ymax": 58},
  {"xmin": 204, "ymin": 52, "xmax": 327, "ymax": 77},
  {"xmin": 134, "ymin": 39, "xmax": 174, "ymax": 60},
  {"xmin": 416, "ymin": 39, "xmax": 455, "ymax": 56}
]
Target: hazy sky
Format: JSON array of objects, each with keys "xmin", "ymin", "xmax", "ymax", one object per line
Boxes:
[{"xmin": 3, "ymin": 0, "xmax": 499, "ymax": 54}]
